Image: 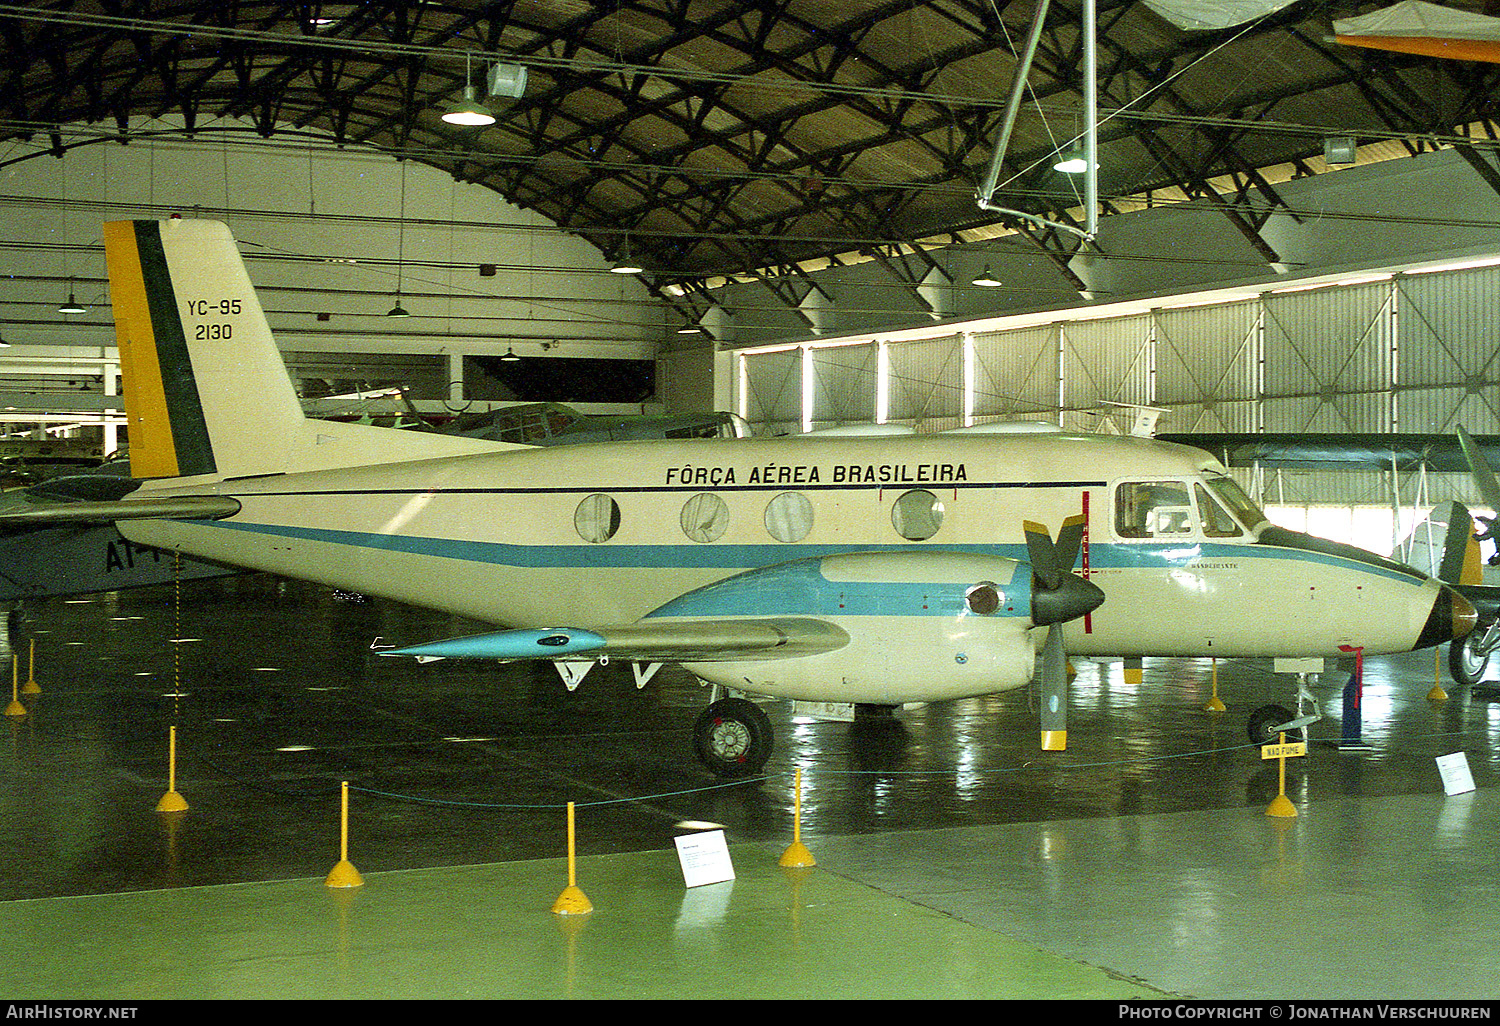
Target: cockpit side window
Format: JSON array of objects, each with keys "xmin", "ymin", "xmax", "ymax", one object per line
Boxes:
[
  {"xmin": 1204, "ymin": 475, "xmax": 1268, "ymax": 531},
  {"xmin": 1114, "ymin": 480, "xmax": 1195, "ymax": 539},
  {"xmin": 1195, "ymin": 484, "xmax": 1243, "ymax": 538}
]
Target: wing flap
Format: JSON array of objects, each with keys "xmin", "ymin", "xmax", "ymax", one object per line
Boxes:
[{"xmin": 376, "ymin": 616, "xmax": 849, "ymax": 663}]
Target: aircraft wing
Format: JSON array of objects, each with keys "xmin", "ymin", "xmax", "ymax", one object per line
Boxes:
[
  {"xmin": 1157, "ymin": 431, "xmax": 1500, "ymax": 472},
  {"xmin": 0, "ymin": 495, "xmax": 241, "ymax": 529},
  {"xmin": 375, "ymin": 616, "xmax": 850, "ymax": 664}
]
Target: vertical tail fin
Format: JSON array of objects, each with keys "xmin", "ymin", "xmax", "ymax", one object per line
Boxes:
[
  {"xmin": 105, "ymin": 218, "xmax": 518, "ymax": 480},
  {"xmin": 104, "ymin": 219, "xmax": 305, "ymax": 480}
]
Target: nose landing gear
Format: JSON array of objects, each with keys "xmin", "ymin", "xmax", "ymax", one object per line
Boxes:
[{"xmin": 1246, "ymin": 674, "xmax": 1322, "ymax": 746}]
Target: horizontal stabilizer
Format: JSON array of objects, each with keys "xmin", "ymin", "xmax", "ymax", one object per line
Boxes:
[
  {"xmin": 377, "ymin": 616, "xmax": 849, "ymax": 663},
  {"xmin": 0, "ymin": 495, "xmax": 241, "ymax": 528}
]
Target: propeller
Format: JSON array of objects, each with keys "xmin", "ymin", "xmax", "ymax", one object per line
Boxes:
[
  {"xmin": 1023, "ymin": 515, "xmax": 1104, "ymax": 752},
  {"xmin": 1457, "ymin": 426, "xmax": 1500, "ymax": 550}
]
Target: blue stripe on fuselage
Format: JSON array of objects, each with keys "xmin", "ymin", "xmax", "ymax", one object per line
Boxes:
[{"xmin": 194, "ymin": 519, "xmax": 1430, "ymax": 586}]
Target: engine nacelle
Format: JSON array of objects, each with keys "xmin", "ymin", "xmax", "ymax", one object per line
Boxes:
[{"xmin": 655, "ymin": 551, "xmax": 1046, "ymax": 704}]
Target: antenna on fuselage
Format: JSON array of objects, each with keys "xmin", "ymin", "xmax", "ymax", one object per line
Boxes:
[{"xmin": 1092, "ymin": 401, "xmax": 1168, "ymax": 437}]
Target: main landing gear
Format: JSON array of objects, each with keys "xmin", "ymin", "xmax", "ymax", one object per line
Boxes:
[
  {"xmin": 1450, "ymin": 623, "xmax": 1499, "ymax": 688},
  {"xmin": 693, "ymin": 696, "xmax": 774, "ymax": 777}
]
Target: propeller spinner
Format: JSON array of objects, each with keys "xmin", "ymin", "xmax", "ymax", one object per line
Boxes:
[{"xmin": 1023, "ymin": 516, "xmax": 1104, "ymax": 751}]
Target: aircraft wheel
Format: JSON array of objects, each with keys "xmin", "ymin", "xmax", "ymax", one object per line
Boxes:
[
  {"xmin": 1247, "ymin": 704, "xmax": 1301, "ymax": 746},
  {"xmin": 694, "ymin": 697, "xmax": 773, "ymax": 777},
  {"xmin": 1449, "ymin": 633, "xmax": 1492, "ymax": 687}
]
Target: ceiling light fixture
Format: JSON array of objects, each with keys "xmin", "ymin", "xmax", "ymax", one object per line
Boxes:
[
  {"xmin": 442, "ymin": 52, "xmax": 496, "ymax": 127},
  {"xmin": 611, "ymin": 237, "xmax": 643, "ymax": 274},
  {"xmin": 442, "ymin": 85, "xmax": 497, "ymax": 127},
  {"xmin": 389, "ymin": 164, "xmax": 411, "ymax": 318},
  {"xmin": 58, "ymin": 292, "xmax": 87, "ymax": 315},
  {"xmin": 499, "ymin": 347, "xmax": 521, "ymax": 362},
  {"xmin": 971, "ymin": 266, "xmax": 1002, "ymax": 287},
  {"xmin": 1052, "ymin": 147, "xmax": 1092, "ymax": 174}
]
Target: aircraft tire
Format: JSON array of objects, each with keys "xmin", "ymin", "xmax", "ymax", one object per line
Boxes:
[
  {"xmin": 694, "ymin": 697, "xmax": 773, "ymax": 777},
  {"xmin": 1246, "ymin": 704, "xmax": 1302, "ymax": 746},
  {"xmin": 1449, "ymin": 634, "xmax": 1492, "ymax": 687}
]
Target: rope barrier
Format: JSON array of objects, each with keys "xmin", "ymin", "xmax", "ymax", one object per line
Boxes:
[{"xmin": 134, "ymin": 723, "xmax": 1492, "ymax": 810}]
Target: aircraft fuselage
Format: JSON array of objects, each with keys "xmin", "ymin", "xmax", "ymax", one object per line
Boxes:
[{"xmin": 118, "ymin": 429, "xmax": 1464, "ymax": 703}]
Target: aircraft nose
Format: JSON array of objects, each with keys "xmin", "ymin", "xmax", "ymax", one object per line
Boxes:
[
  {"xmin": 1414, "ymin": 585, "xmax": 1477, "ymax": 650},
  {"xmin": 1031, "ymin": 573, "xmax": 1105, "ymax": 627}
]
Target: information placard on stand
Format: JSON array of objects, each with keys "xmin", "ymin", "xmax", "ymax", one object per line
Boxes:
[
  {"xmin": 1437, "ymin": 752, "xmax": 1476, "ymax": 796},
  {"xmin": 674, "ymin": 829, "xmax": 736, "ymax": 888}
]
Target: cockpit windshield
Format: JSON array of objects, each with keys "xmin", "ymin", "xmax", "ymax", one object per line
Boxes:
[
  {"xmin": 1114, "ymin": 474, "xmax": 1268, "ymax": 541},
  {"xmin": 1204, "ymin": 475, "xmax": 1268, "ymax": 531}
]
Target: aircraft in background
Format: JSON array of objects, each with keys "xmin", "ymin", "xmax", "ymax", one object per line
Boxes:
[
  {"xmin": 1444, "ymin": 427, "xmax": 1500, "ymax": 686},
  {"xmin": 444, "ymin": 402, "xmax": 747, "ymax": 447},
  {"xmin": 0, "ymin": 457, "xmax": 237, "ymax": 601},
  {"xmin": 1159, "ymin": 428, "xmax": 1500, "ymax": 688},
  {"xmin": 13, "ymin": 218, "xmax": 1473, "ymax": 777}
]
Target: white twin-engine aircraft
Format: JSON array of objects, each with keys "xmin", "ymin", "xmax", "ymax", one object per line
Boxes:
[{"xmin": 86, "ymin": 219, "xmax": 1475, "ymax": 776}]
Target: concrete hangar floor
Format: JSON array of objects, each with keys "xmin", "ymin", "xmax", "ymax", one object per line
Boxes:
[{"xmin": 1, "ymin": 573, "xmax": 1497, "ymax": 1002}]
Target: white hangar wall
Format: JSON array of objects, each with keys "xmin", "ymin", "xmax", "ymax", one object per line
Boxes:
[
  {"xmin": 735, "ymin": 265, "xmax": 1500, "ymax": 443},
  {"xmin": 0, "ymin": 118, "xmax": 665, "ymax": 442}
]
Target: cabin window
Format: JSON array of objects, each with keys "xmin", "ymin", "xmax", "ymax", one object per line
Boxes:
[
  {"xmin": 891, "ymin": 489, "xmax": 945, "ymax": 541},
  {"xmin": 1195, "ymin": 484, "xmax": 1243, "ymax": 538},
  {"xmin": 681, "ymin": 492, "xmax": 730, "ymax": 543},
  {"xmin": 574, "ymin": 494, "xmax": 621, "ymax": 543},
  {"xmin": 1114, "ymin": 480, "xmax": 1194, "ymax": 539},
  {"xmin": 764, "ymin": 492, "xmax": 814, "ymax": 543},
  {"xmin": 966, "ymin": 582, "xmax": 1000, "ymax": 615}
]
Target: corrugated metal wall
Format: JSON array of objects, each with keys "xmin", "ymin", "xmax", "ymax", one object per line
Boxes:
[
  {"xmin": 971, "ymin": 325, "xmax": 1059, "ymax": 425},
  {"xmin": 1396, "ymin": 264, "xmax": 1500, "ymax": 434},
  {"xmin": 808, "ymin": 342, "xmax": 878, "ymax": 430},
  {"xmin": 1153, "ymin": 300, "xmax": 1260, "ymax": 434},
  {"xmin": 1262, "ymin": 281, "xmax": 1394, "ymax": 435},
  {"xmin": 887, "ymin": 333, "xmax": 964, "ymax": 432},
  {"xmin": 738, "ymin": 347, "xmax": 801, "ymax": 437},
  {"xmin": 733, "ymin": 264, "xmax": 1500, "ymax": 507}
]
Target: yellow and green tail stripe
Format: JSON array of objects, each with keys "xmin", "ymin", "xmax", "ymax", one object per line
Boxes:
[{"xmin": 103, "ymin": 220, "xmax": 216, "ymax": 479}]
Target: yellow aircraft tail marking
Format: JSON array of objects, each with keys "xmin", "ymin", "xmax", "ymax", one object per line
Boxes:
[{"xmin": 103, "ymin": 220, "xmax": 216, "ymax": 479}]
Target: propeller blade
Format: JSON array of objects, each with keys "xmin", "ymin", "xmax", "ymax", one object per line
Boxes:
[
  {"xmin": 1026, "ymin": 514, "xmax": 1094, "ymax": 752},
  {"xmin": 1437, "ymin": 502, "xmax": 1484, "ymax": 586},
  {"xmin": 1039, "ymin": 624, "xmax": 1067, "ymax": 751},
  {"xmin": 1023, "ymin": 519, "xmax": 1062, "ymax": 590},
  {"xmin": 1458, "ymin": 426, "xmax": 1500, "ymax": 519},
  {"xmin": 1053, "ymin": 513, "xmax": 1086, "ymax": 573}
]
